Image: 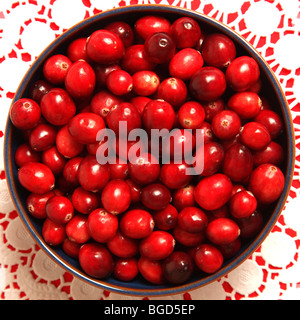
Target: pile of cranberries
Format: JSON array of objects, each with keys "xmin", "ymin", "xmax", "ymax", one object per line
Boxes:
[{"xmin": 10, "ymin": 14, "xmax": 286, "ymax": 286}]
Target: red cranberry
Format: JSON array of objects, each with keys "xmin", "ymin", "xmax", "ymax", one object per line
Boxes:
[
  {"xmin": 169, "ymin": 48, "xmax": 204, "ymax": 80},
  {"xmin": 125, "ymin": 179, "xmax": 142, "ymax": 203},
  {"xmin": 42, "ymin": 218, "xmax": 66, "ymax": 246},
  {"xmin": 235, "ymin": 210, "xmax": 264, "ymax": 239},
  {"xmin": 138, "ymin": 256, "xmax": 165, "ymax": 285},
  {"xmin": 152, "ymin": 204, "xmax": 178, "ymax": 231},
  {"xmin": 65, "ymin": 60, "xmax": 96, "ymax": 99},
  {"xmin": 63, "ymin": 156, "xmax": 83, "ymax": 185},
  {"xmin": 252, "ymin": 141, "xmax": 284, "ymax": 167},
  {"xmin": 109, "ymin": 158, "xmax": 129, "ymax": 180},
  {"xmin": 178, "ymin": 207, "xmax": 208, "ymax": 233},
  {"xmin": 206, "ymin": 218, "xmax": 240, "ymax": 245},
  {"xmin": 211, "ymin": 110, "xmax": 241, "ymax": 140},
  {"xmin": 40, "ymin": 88, "xmax": 76, "ymax": 126},
  {"xmin": 254, "ymin": 109, "xmax": 284, "ymax": 139},
  {"xmin": 67, "ymin": 37, "xmax": 90, "ymax": 63},
  {"xmin": 79, "ymin": 243, "xmax": 114, "ymax": 278},
  {"xmin": 202, "ymin": 99, "xmax": 225, "ymax": 123},
  {"xmin": 68, "ymin": 112, "xmax": 105, "ymax": 144},
  {"xmin": 194, "ymin": 173, "xmax": 233, "ymax": 211},
  {"xmin": 229, "ymin": 190, "xmax": 257, "ymax": 219},
  {"xmin": 194, "ymin": 244, "xmax": 224, "ymax": 274},
  {"xmin": 45, "ymin": 195, "xmax": 74, "ymax": 225},
  {"xmin": 248, "ymin": 164, "xmax": 285, "ymax": 204},
  {"xmin": 240, "ymin": 122, "xmax": 271, "ymax": 151},
  {"xmin": 162, "ymin": 251, "xmax": 194, "ymax": 284},
  {"xmin": 132, "ymin": 70, "xmax": 160, "ymax": 96},
  {"xmin": 199, "ymin": 121, "xmax": 216, "ymax": 143},
  {"xmin": 106, "ymin": 69, "xmax": 133, "ymax": 96},
  {"xmin": 18, "ymin": 162, "xmax": 55, "ymax": 194},
  {"xmin": 43, "ymin": 54, "xmax": 72, "ymax": 85},
  {"xmin": 178, "ymin": 101, "xmax": 205, "ymax": 129},
  {"xmin": 71, "ymin": 187, "xmax": 100, "ymax": 215},
  {"xmin": 105, "ymin": 21, "xmax": 134, "ymax": 48},
  {"xmin": 15, "ymin": 143, "xmax": 40, "ymax": 167},
  {"xmin": 130, "ymin": 96, "xmax": 152, "ymax": 115},
  {"xmin": 56, "ymin": 125, "xmax": 84, "ymax": 158},
  {"xmin": 94, "ymin": 63, "xmax": 121, "ymax": 89},
  {"xmin": 226, "ymin": 56, "xmax": 260, "ymax": 92},
  {"xmin": 173, "ymin": 226, "xmax": 205, "ymax": 247},
  {"xmin": 101, "ymin": 179, "xmax": 131, "ymax": 215},
  {"xmin": 113, "ymin": 257, "xmax": 139, "ymax": 282},
  {"xmin": 26, "ymin": 191, "xmax": 55, "ymax": 219},
  {"xmin": 218, "ymin": 238, "xmax": 242, "ymax": 259},
  {"xmin": 206, "ymin": 204, "xmax": 230, "ymax": 222},
  {"xmin": 190, "ymin": 67, "xmax": 226, "ymax": 101},
  {"xmin": 201, "ymin": 33, "xmax": 236, "ymax": 68},
  {"xmin": 120, "ymin": 209, "xmax": 154, "ymax": 239},
  {"xmin": 77, "ymin": 155, "xmax": 110, "ymax": 192},
  {"xmin": 170, "ymin": 17, "xmax": 201, "ymax": 49},
  {"xmin": 86, "ymin": 29, "xmax": 125, "ymax": 64},
  {"xmin": 172, "ymin": 184, "xmax": 196, "ymax": 211},
  {"xmin": 29, "ymin": 123, "xmax": 57, "ymax": 152},
  {"xmin": 62, "ymin": 238, "xmax": 81, "ymax": 258},
  {"xmin": 10, "ymin": 98, "xmax": 41, "ymax": 130},
  {"xmin": 87, "ymin": 208, "xmax": 118, "ymax": 243},
  {"xmin": 28, "ymin": 80, "xmax": 53, "ymax": 104},
  {"xmin": 114, "ymin": 136, "xmax": 146, "ymax": 161},
  {"xmin": 41, "ymin": 146, "xmax": 66, "ymax": 176},
  {"xmin": 107, "ymin": 230, "xmax": 139, "ymax": 258},
  {"xmin": 160, "ymin": 162, "xmax": 192, "ymax": 190},
  {"xmin": 141, "ymin": 183, "xmax": 171, "ymax": 211}
]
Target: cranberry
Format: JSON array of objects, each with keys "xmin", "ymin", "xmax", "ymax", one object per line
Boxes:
[
  {"xmin": 68, "ymin": 112, "xmax": 105, "ymax": 144},
  {"xmin": 86, "ymin": 29, "xmax": 125, "ymax": 64},
  {"xmin": 62, "ymin": 238, "xmax": 81, "ymax": 258},
  {"xmin": 178, "ymin": 207, "xmax": 208, "ymax": 233},
  {"xmin": 10, "ymin": 98, "xmax": 41, "ymax": 130},
  {"xmin": 228, "ymin": 92, "xmax": 262, "ymax": 119},
  {"xmin": 229, "ymin": 190, "xmax": 257, "ymax": 219},
  {"xmin": 160, "ymin": 162, "xmax": 192, "ymax": 189},
  {"xmin": 206, "ymin": 204, "xmax": 230, "ymax": 222},
  {"xmin": 63, "ymin": 156, "xmax": 83, "ymax": 185},
  {"xmin": 28, "ymin": 80, "xmax": 53, "ymax": 104},
  {"xmin": 79, "ymin": 243, "xmax": 114, "ymax": 279},
  {"xmin": 194, "ymin": 173, "xmax": 233, "ymax": 211},
  {"xmin": 130, "ymin": 96, "xmax": 152, "ymax": 115},
  {"xmin": 65, "ymin": 60, "xmax": 96, "ymax": 99},
  {"xmin": 15, "ymin": 143, "xmax": 40, "ymax": 167},
  {"xmin": 141, "ymin": 183, "xmax": 171, "ymax": 211},
  {"xmin": 248, "ymin": 163, "xmax": 285, "ymax": 204},
  {"xmin": 162, "ymin": 251, "xmax": 194, "ymax": 284},
  {"xmin": 41, "ymin": 146, "xmax": 66, "ymax": 176},
  {"xmin": 138, "ymin": 256, "xmax": 165, "ymax": 285},
  {"xmin": 134, "ymin": 15, "xmax": 171, "ymax": 41},
  {"xmin": 107, "ymin": 230, "xmax": 139, "ymax": 258},
  {"xmin": 105, "ymin": 21, "xmax": 134, "ymax": 48},
  {"xmin": 109, "ymin": 158, "xmax": 129, "ymax": 180},
  {"xmin": 120, "ymin": 209, "xmax": 154, "ymax": 239},
  {"xmin": 252, "ymin": 141, "xmax": 284, "ymax": 167},
  {"xmin": 106, "ymin": 69, "xmax": 133, "ymax": 96},
  {"xmin": 190, "ymin": 67, "xmax": 226, "ymax": 101},
  {"xmin": 42, "ymin": 218, "xmax": 66, "ymax": 246},
  {"xmin": 194, "ymin": 243, "xmax": 224, "ymax": 274},
  {"xmin": 94, "ymin": 64, "xmax": 121, "ymax": 89},
  {"xmin": 173, "ymin": 226, "xmax": 205, "ymax": 247},
  {"xmin": 77, "ymin": 155, "xmax": 110, "ymax": 192},
  {"xmin": 236, "ymin": 210, "xmax": 264, "ymax": 239},
  {"xmin": 178, "ymin": 101, "xmax": 205, "ymax": 129},
  {"xmin": 152, "ymin": 204, "xmax": 178, "ymax": 231},
  {"xmin": 128, "ymin": 152, "xmax": 160, "ymax": 185},
  {"xmin": 40, "ymin": 88, "xmax": 76, "ymax": 126},
  {"xmin": 169, "ymin": 48, "xmax": 204, "ymax": 80},
  {"xmin": 206, "ymin": 218, "xmax": 240, "ymax": 245},
  {"xmin": 113, "ymin": 257, "xmax": 139, "ymax": 282},
  {"xmin": 114, "ymin": 136, "xmax": 146, "ymax": 161},
  {"xmin": 170, "ymin": 17, "xmax": 201, "ymax": 49},
  {"xmin": 172, "ymin": 184, "xmax": 196, "ymax": 211},
  {"xmin": 56, "ymin": 125, "xmax": 84, "ymax": 158},
  {"xmin": 66, "ymin": 215, "xmax": 90, "ymax": 244},
  {"xmin": 26, "ymin": 191, "xmax": 55, "ymax": 219},
  {"xmin": 202, "ymin": 99, "xmax": 225, "ymax": 123},
  {"xmin": 218, "ymin": 238, "xmax": 242, "ymax": 259},
  {"xmin": 132, "ymin": 70, "xmax": 160, "ymax": 96},
  {"xmin": 201, "ymin": 33, "xmax": 236, "ymax": 68},
  {"xmin": 18, "ymin": 162, "xmax": 55, "ymax": 194},
  {"xmin": 71, "ymin": 187, "xmax": 100, "ymax": 215},
  {"xmin": 211, "ymin": 110, "xmax": 241, "ymax": 140},
  {"xmin": 29, "ymin": 123, "xmax": 57, "ymax": 152},
  {"xmin": 226, "ymin": 56, "xmax": 260, "ymax": 92},
  {"xmin": 156, "ymin": 77, "xmax": 188, "ymax": 109},
  {"xmin": 125, "ymin": 179, "xmax": 142, "ymax": 203},
  {"xmin": 142, "ymin": 99, "xmax": 175, "ymax": 133},
  {"xmin": 139, "ymin": 230, "xmax": 175, "ymax": 260},
  {"xmin": 45, "ymin": 195, "xmax": 74, "ymax": 225},
  {"xmin": 198, "ymin": 141, "xmax": 224, "ymax": 177},
  {"xmin": 87, "ymin": 208, "xmax": 118, "ymax": 243},
  {"xmin": 254, "ymin": 109, "xmax": 284, "ymax": 139},
  {"xmin": 43, "ymin": 54, "xmax": 72, "ymax": 85},
  {"xmin": 67, "ymin": 37, "xmax": 90, "ymax": 63},
  {"xmin": 101, "ymin": 179, "xmax": 131, "ymax": 215},
  {"xmin": 240, "ymin": 122, "xmax": 271, "ymax": 151},
  {"xmin": 222, "ymin": 143, "xmax": 253, "ymax": 182},
  {"xmin": 199, "ymin": 121, "xmax": 216, "ymax": 143}
]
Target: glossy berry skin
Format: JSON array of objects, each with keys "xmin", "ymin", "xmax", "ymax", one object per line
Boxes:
[
  {"xmin": 65, "ymin": 60, "xmax": 96, "ymax": 98},
  {"xmin": 62, "ymin": 238, "xmax": 81, "ymax": 258},
  {"xmin": 190, "ymin": 67, "xmax": 227, "ymax": 101},
  {"xmin": 41, "ymin": 146, "xmax": 66, "ymax": 176},
  {"xmin": 229, "ymin": 190, "xmax": 257, "ymax": 219},
  {"xmin": 29, "ymin": 123, "xmax": 57, "ymax": 152},
  {"xmin": 160, "ymin": 162, "xmax": 192, "ymax": 190},
  {"xmin": 79, "ymin": 243, "xmax": 114, "ymax": 279},
  {"xmin": 206, "ymin": 218, "xmax": 240, "ymax": 245},
  {"xmin": 40, "ymin": 88, "xmax": 76, "ymax": 126},
  {"xmin": 141, "ymin": 183, "xmax": 171, "ymax": 211},
  {"xmin": 178, "ymin": 207, "xmax": 208, "ymax": 233},
  {"xmin": 152, "ymin": 204, "xmax": 178, "ymax": 231},
  {"xmin": 66, "ymin": 215, "xmax": 90, "ymax": 244},
  {"xmin": 173, "ymin": 226, "xmax": 205, "ymax": 247},
  {"xmin": 10, "ymin": 98, "xmax": 41, "ymax": 130},
  {"xmin": 254, "ymin": 109, "xmax": 284, "ymax": 139},
  {"xmin": 105, "ymin": 21, "xmax": 134, "ymax": 48},
  {"xmin": 101, "ymin": 179, "xmax": 131, "ymax": 215},
  {"xmin": 201, "ymin": 33, "xmax": 236, "ymax": 68},
  {"xmin": 107, "ymin": 230, "xmax": 139, "ymax": 258},
  {"xmin": 236, "ymin": 210, "xmax": 264, "ymax": 239},
  {"xmin": 203, "ymin": 99, "xmax": 225, "ymax": 123},
  {"xmin": 178, "ymin": 101, "xmax": 205, "ymax": 129},
  {"xmin": 248, "ymin": 164, "xmax": 285, "ymax": 204},
  {"xmin": 71, "ymin": 187, "xmax": 100, "ymax": 215},
  {"xmin": 87, "ymin": 208, "xmax": 118, "ymax": 243},
  {"xmin": 240, "ymin": 122, "xmax": 271, "ymax": 151},
  {"xmin": 106, "ymin": 69, "xmax": 133, "ymax": 96},
  {"xmin": 125, "ymin": 179, "xmax": 142, "ymax": 203},
  {"xmin": 169, "ymin": 48, "xmax": 204, "ymax": 80},
  {"xmin": 29, "ymin": 80, "xmax": 53, "ymax": 104},
  {"xmin": 138, "ymin": 256, "xmax": 165, "ymax": 285},
  {"xmin": 132, "ymin": 70, "xmax": 160, "ymax": 96},
  {"xmin": 18, "ymin": 162, "xmax": 55, "ymax": 194},
  {"xmin": 26, "ymin": 191, "xmax": 55, "ymax": 219},
  {"xmin": 194, "ymin": 173, "xmax": 233, "ymax": 211},
  {"xmin": 86, "ymin": 29, "xmax": 125, "ymax": 64},
  {"xmin": 68, "ymin": 112, "xmax": 105, "ymax": 144},
  {"xmin": 67, "ymin": 37, "xmax": 90, "ymax": 63},
  {"xmin": 42, "ymin": 218, "xmax": 66, "ymax": 246},
  {"xmin": 194, "ymin": 244, "xmax": 224, "ymax": 274},
  {"xmin": 162, "ymin": 251, "xmax": 194, "ymax": 284},
  {"xmin": 130, "ymin": 96, "xmax": 152, "ymax": 115},
  {"xmin": 120, "ymin": 209, "xmax": 154, "ymax": 239},
  {"xmin": 113, "ymin": 257, "xmax": 139, "ymax": 282},
  {"xmin": 94, "ymin": 63, "xmax": 121, "ymax": 89},
  {"xmin": 172, "ymin": 184, "xmax": 196, "ymax": 211},
  {"xmin": 252, "ymin": 141, "xmax": 284, "ymax": 167},
  {"xmin": 45, "ymin": 195, "xmax": 74, "ymax": 225},
  {"xmin": 43, "ymin": 54, "xmax": 72, "ymax": 85},
  {"xmin": 226, "ymin": 56, "xmax": 260, "ymax": 92},
  {"xmin": 63, "ymin": 157, "xmax": 83, "ymax": 185},
  {"xmin": 211, "ymin": 110, "xmax": 241, "ymax": 140}
]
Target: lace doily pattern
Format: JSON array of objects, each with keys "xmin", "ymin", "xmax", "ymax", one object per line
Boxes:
[{"xmin": 0, "ymin": 0, "xmax": 299, "ymax": 300}]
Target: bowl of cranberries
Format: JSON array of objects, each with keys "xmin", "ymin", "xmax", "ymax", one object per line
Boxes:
[{"xmin": 4, "ymin": 5, "xmax": 295, "ymax": 296}]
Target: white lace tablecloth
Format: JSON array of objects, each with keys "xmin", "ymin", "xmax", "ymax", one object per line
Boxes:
[{"xmin": 0, "ymin": 0, "xmax": 300, "ymax": 300}]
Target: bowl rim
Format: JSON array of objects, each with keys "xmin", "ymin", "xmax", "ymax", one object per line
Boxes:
[{"xmin": 3, "ymin": 4, "xmax": 295, "ymax": 297}]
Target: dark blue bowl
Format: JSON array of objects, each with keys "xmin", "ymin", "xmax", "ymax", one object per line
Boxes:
[{"xmin": 4, "ymin": 5, "xmax": 295, "ymax": 296}]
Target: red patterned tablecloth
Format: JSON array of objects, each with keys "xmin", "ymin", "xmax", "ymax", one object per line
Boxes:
[{"xmin": 0, "ymin": 0, "xmax": 299, "ymax": 300}]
